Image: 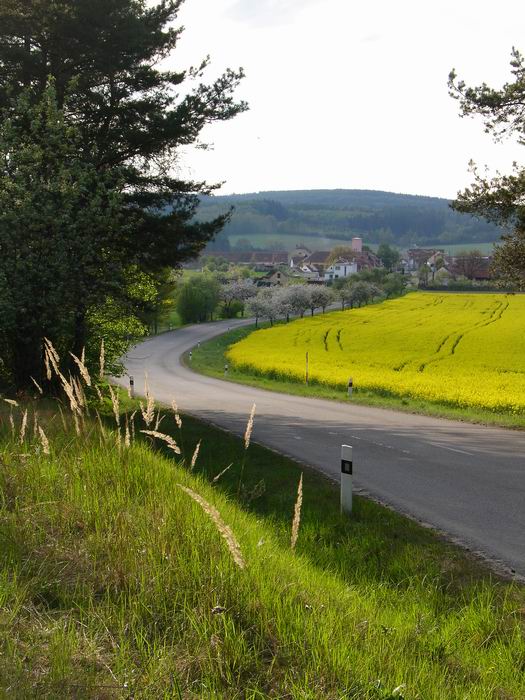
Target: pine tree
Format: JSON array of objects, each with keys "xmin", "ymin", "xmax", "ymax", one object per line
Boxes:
[
  {"xmin": 449, "ymin": 49, "xmax": 525, "ymax": 288},
  {"xmin": 0, "ymin": 1, "xmax": 246, "ymax": 386}
]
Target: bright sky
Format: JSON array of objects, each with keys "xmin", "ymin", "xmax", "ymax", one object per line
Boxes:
[{"xmin": 171, "ymin": 0, "xmax": 525, "ymax": 199}]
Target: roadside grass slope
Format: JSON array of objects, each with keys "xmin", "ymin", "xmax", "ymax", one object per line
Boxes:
[
  {"xmin": 0, "ymin": 398, "xmax": 524, "ymax": 699},
  {"xmin": 225, "ymin": 292, "xmax": 525, "ymax": 417}
]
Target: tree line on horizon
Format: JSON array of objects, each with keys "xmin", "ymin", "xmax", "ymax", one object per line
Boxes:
[{"xmin": 198, "ymin": 190, "xmax": 502, "ymax": 252}]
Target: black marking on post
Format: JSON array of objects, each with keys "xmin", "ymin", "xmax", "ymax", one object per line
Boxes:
[{"xmin": 341, "ymin": 459, "xmax": 353, "ymax": 475}]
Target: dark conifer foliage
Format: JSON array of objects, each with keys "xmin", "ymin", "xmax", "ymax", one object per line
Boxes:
[
  {"xmin": 449, "ymin": 49, "xmax": 525, "ymax": 288},
  {"xmin": 0, "ymin": 0, "xmax": 247, "ymax": 268}
]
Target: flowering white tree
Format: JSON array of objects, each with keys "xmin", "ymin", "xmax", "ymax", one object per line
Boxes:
[
  {"xmin": 308, "ymin": 287, "xmax": 333, "ymax": 315},
  {"xmin": 274, "ymin": 286, "xmax": 294, "ymax": 322},
  {"xmin": 247, "ymin": 288, "xmax": 281, "ymax": 327},
  {"xmin": 220, "ymin": 280, "xmax": 257, "ymax": 317},
  {"xmin": 285, "ymin": 285, "xmax": 311, "ymax": 318}
]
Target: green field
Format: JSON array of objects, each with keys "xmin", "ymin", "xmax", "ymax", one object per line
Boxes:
[
  {"xmin": 226, "ymin": 293, "xmax": 525, "ymax": 417},
  {"xmin": 226, "ymin": 235, "xmax": 496, "ymax": 255},
  {"xmin": 439, "ymin": 242, "xmax": 496, "ymax": 255},
  {"xmin": 227, "ymin": 232, "xmax": 372, "ymax": 251}
]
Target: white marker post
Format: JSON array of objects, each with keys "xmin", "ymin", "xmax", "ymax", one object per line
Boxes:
[
  {"xmin": 224, "ymin": 363, "xmax": 229, "ymax": 375},
  {"xmin": 347, "ymin": 377, "xmax": 353, "ymax": 397},
  {"xmin": 129, "ymin": 375, "xmax": 135, "ymax": 399},
  {"xmin": 189, "ymin": 351, "xmax": 192, "ymax": 362},
  {"xmin": 340, "ymin": 444, "xmax": 353, "ymax": 514}
]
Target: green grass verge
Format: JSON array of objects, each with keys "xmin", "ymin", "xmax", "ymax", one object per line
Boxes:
[
  {"xmin": 188, "ymin": 324, "xmax": 525, "ymax": 429},
  {"xmin": 1, "ymin": 399, "xmax": 524, "ymax": 699}
]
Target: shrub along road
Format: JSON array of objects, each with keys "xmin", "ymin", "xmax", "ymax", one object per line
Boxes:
[{"xmin": 117, "ymin": 318, "xmax": 525, "ymax": 578}]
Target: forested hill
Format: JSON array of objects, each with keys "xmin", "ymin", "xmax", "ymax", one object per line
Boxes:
[{"xmin": 196, "ymin": 189, "xmax": 502, "ymax": 251}]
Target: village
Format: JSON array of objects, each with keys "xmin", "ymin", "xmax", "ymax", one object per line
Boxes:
[{"xmin": 199, "ymin": 236, "xmax": 494, "ymax": 287}]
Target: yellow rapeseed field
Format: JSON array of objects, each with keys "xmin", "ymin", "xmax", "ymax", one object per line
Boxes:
[{"xmin": 227, "ymin": 292, "xmax": 525, "ymax": 414}]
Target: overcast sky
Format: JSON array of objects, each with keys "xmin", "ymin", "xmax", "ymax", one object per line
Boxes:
[{"xmin": 171, "ymin": 0, "xmax": 524, "ymax": 199}]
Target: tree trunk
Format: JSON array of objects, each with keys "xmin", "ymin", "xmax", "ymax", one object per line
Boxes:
[{"xmin": 12, "ymin": 335, "xmax": 43, "ymax": 389}]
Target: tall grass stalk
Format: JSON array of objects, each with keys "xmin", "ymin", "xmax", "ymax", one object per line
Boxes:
[
  {"xmin": 177, "ymin": 484, "xmax": 246, "ymax": 569},
  {"xmin": 238, "ymin": 403, "xmax": 256, "ymax": 496},
  {"xmin": 290, "ymin": 473, "xmax": 303, "ymax": 551}
]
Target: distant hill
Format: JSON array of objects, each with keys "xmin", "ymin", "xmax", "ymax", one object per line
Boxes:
[{"xmin": 196, "ymin": 189, "xmax": 502, "ymax": 252}]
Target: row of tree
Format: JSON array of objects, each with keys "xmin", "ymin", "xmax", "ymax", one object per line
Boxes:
[
  {"xmin": 198, "ymin": 191, "xmax": 502, "ymax": 249},
  {"xmin": 174, "ymin": 268, "xmax": 409, "ymax": 327}
]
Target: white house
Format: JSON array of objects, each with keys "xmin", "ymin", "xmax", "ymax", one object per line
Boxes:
[{"xmin": 323, "ymin": 258, "xmax": 358, "ymax": 282}]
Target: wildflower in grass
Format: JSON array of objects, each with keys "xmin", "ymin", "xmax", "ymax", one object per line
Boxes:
[{"xmin": 178, "ymin": 484, "xmax": 245, "ymax": 569}]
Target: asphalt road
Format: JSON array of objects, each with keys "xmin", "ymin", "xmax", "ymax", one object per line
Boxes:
[{"xmin": 117, "ymin": 318, "xmax": 525, "ymax": 578}]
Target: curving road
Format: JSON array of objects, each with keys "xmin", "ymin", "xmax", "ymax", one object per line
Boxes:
[{"xmin": 116, "ymin": 318, "xmax": 525, "ymax": 578}]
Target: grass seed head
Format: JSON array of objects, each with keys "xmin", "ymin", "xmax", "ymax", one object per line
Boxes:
[
  {"xmin": 171, "ymin": 399, "xmax": 182, "ymax": 429},
  {"xmin": 291, "ymin": 473, "xmax": 303, "ymax": 551},
  {"xmin": 108, "ymin": 385, "xmax": 120, "ymax": 427},
  {"xmin": 140, "ymin": 394, "xmax": 155, "ymax": 428},
  {"xmin": 99, "ymin": 339, "xmax": 105, "ymax": 380},
  {"xmin": 38, "ymin": 426, "xmax": 50, "ymax": 455},
  {"xmin": 44, "ymin": 351, "xmax": 52, "ymax": 381},
  {"xmin": 140, "ymin": 430, "xmax": 181, "ymax": 454},
  {"xmin": 19, "ymin": 409, "xmax": 28, "ymax": 444},
  {"xmin": 154, "ymin": 411, "xmax": 165, "ymax": 431},
  {"xmin": 69, "ymin": 351, "xmax": 92, "ymax": 387},
  {"xmin": 190, "ymin": 440, "xmax": 201, "ymax": 470},
  {"xmin": 178, "ymin": 484, "xmax": 245, "ymax": 569},
  {"xmin": 212, "ymin": 463, "xmax": 233, "ymax": 484},
  {"xmin": 124, "ymin": 415, "xmax": 131, "ymax": 447},
  {"xmin": 244, "ymin": 403, "xmax": 256, "ymax": 450},
  {"xmin": 30, "ymin": 376, "xmax": 43, "ymax": 394}
]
